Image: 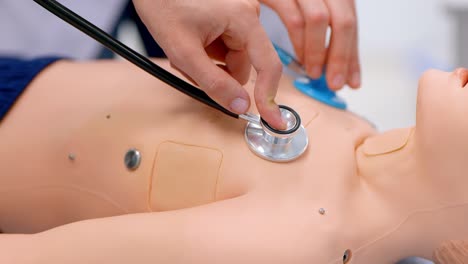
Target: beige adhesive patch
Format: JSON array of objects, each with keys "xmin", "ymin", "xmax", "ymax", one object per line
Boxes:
[
  {"xmin": 149, "ymin": 141, "xmax": 223, "ymax": 211},
  {"xmin": 362, "ymin": 128, "xmax": 413, "ymax": 156}
]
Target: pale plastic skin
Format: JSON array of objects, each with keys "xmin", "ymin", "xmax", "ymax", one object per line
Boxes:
[{"xmin": 0, "ymin": 60, "xmax": 467, "ymax": 264}]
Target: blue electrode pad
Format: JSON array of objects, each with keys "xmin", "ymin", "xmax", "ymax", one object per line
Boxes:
[
  {"xmin": 273, "ymin": 43, "xmax": 347, "ymax": 110},
  {"xmin": 294, "ymin": 75, "xmax": 347, "ymax": 110}
]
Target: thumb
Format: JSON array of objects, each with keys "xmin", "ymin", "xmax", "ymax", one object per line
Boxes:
[{"xmin": 167, "ymin": 35, "xmax": 251, "ymax": 114}]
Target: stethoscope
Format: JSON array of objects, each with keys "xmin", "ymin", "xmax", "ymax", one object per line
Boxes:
[{"xmin": 33, "ymin": 0, "xmax": 309, "ymax": 162}]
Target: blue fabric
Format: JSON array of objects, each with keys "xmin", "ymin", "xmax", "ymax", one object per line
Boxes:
[{"xmin": 0, "ymin": 57, "xmax": 61, "ymax": 122}]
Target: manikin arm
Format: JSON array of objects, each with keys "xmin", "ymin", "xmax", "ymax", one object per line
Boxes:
[{"xmin": 0, "ymin": 195, "xmax": 272, "ymax": 264}]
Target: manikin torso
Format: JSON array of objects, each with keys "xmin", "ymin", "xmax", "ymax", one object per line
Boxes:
[{"xmin": 1, "ymin": 60, "xmax": 468, "ymax": 263}]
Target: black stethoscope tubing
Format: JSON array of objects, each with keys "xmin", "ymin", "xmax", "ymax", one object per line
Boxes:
[{"xmin": 33, "ymin": 0, "xmax": 238, "ymax": 119}]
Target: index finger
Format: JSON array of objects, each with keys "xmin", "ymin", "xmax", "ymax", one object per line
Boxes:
[
  {"xmin": 324, "ymin": 0, "xmax": 356, "ymax": 90},
  {"xmin": 245, "ymin": 23, "xmax": 286, "ymax": 130}
]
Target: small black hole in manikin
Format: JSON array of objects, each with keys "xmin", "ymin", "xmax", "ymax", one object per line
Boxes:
[{"xmin": 343, "ymin": 249, "xmax": 352, "ymax": 264}]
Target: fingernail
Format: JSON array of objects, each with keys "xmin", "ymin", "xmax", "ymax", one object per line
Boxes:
[
  {"xmin": 351, "ymin": 72, "xmax": 361, "ymax": 87},
  {"xmin": 279, "ymin": 118, "xmax": 288, "ymax": 130},
  {"xmin": 270, "ymin": 111, "xmax": 287, "ymax": 130},
  {"xmin": 230, "ymin": 98, "xmax": 249, "ymax": 114},
  {"xmin": 310, "ymin": 66, "xmax": 322, "ymax": 78},
  {"xmin": 333, "ymin": 74, "xmax": 345, "ymax": 89}
]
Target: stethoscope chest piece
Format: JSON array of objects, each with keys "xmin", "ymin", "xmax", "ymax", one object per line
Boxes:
[{"xmin": 243, "ymin": 105, "xmax": 308, "ymax": 163}]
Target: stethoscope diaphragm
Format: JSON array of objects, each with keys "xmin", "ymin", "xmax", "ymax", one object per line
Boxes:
[{"xmin": 242, "ymin": 105, "xmax": 309, "ymax": 162}]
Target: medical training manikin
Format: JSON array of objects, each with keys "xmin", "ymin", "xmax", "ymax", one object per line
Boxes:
[{"xmin": 1, "ymin": 60, "xmax": 468, "ymax": 264}]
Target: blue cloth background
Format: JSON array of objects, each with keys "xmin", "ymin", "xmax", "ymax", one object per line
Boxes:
[{"xmin": 0, "ymin": 57, "xmax": 61, "ymax": 122}]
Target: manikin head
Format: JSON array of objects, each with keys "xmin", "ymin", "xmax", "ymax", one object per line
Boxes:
[{"xmin": 415, "ymin": 68, "xmax": 468, "ymax": 178}]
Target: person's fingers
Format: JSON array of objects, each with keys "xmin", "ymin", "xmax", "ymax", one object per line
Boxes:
[
  {"xmin": 324, "ymin": 0, "xmax": 356, "ymax": 90},
  {"xmin": 222, "ymin": 5, "xmax": 285, "ymax": 129},
  {"xmin": 246, "ymin": 25, "xmax": 285, "ymax": 129},
  {"xmin": 346, "ymin": 0, "xmax": 361, "ymax": 89},
  {"xmin": 298, "ymin": 0, "xmax": 330, "ymax": 78},
  {"xmin": 169, "ymin": 62, "xmax": 198, "ymax": 85},
  {"xmin": 261, "ymin": 0, "xmax": 305, "ymax": 63},
  {"xmin": 225, "ymin": 49, "xmax": 251, "ymax": 85},
  {"xmin": 297, "ymin": 0, "xmax": 330, "ymax": 79},
  {"xmin": 139, "ymin": 0, "xmax": 283, "ymax": 126},
  {"xmin": 205, "ymin": 39, "xmax": 228, "ymax": 62},
  {"xmin": 346, "ymin": 22, "xmax": 361, "ymax": 89},
  {"xmin": 167, "ymin": 32, "xmax": 251, "ymax": 115},
  {"xmin": 205, "ymin": 38, "xmax": 251, "ymax": 85},
  {"xmin": 172, "ymin": 60, "xmax": 250, "ymax": 88}
]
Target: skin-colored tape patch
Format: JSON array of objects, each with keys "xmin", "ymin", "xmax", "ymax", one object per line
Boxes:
[
  {"xmin": 362, "ymin": 128, "xmax": 413, "ymax": 156},
  {"xmin": 149, "ymin": 141, "xmax": 223, "ymax": 212}
]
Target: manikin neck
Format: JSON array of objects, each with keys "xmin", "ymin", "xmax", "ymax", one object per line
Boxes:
[{"xmin": 356, "ymin": 127, "xmax": 422, "ymax": 194}]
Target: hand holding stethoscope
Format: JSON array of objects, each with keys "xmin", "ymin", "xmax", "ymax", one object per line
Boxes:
[
  {"xmin": 34, "ymin": 0, "xmax": 322, "ymax": 162},
  {"xmin": 134, "ymin": 0, "xmax": 286, "ymax": 130},
  {"xmin": 261, "ymin": 0, "xmax": 361, "ymax": 90}
]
